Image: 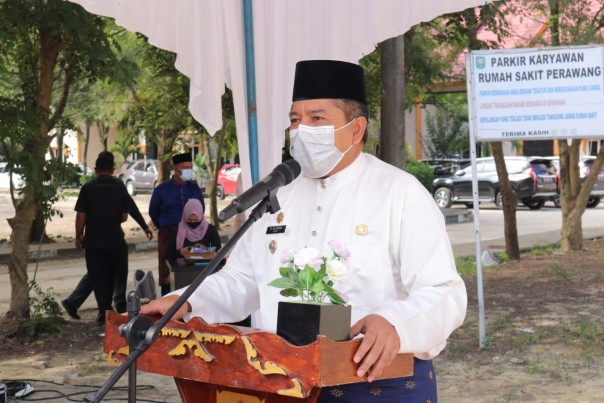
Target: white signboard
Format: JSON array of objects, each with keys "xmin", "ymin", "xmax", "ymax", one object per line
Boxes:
[{"xmin": 466, "ymin": 46, "xmax": 604, "ymax": 141}]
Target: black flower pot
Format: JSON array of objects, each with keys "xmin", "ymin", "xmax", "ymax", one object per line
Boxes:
[{"xmin": 276, "ymin": 301, "xmax": 352, "ymax": 346}]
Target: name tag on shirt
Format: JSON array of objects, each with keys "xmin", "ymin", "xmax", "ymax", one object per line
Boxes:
[{"xmin": 266, "ymin": 225, "xmax": 286, "ymax": 234}]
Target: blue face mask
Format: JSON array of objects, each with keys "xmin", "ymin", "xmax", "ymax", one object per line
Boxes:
[{"xmin": 180, "ymin": 168, "xmax": 193, "ymax": 181}]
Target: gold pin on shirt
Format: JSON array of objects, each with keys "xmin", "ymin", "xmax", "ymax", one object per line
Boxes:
[
  {"xmin": 355, "ymin": 224, "xmax": 369, "ymax": 236},
  {"xmin": 269, "ymin": 239, "xmax": 277, "ymax": 254}
]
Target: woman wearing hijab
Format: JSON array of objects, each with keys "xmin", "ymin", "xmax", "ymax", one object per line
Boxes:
[{"xmin": 167, "ymin": 199, "xmax": 221, "ymax": 260}]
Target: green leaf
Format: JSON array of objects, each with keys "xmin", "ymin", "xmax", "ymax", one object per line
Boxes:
[
  {"xmin": 311, "ymin": 281, "xmax": 325, "ymax": 295},
  {"xmin": 324, "ymin": 283, "xmax": 346, "ymax": 305},
  {"xmin": 279, "ymin": 266, "xmax": 296, "ymax": 278},
  {"xmin": 268, "ymin": 278, "xmax": 297, "ymax": 289},
  {"xmin": 280, "ymin": 288, "xmax": 300, "ymax": 298},
  {"xmin": 299, "ymin": 266, "xmax": 317, "ymax": 289}
]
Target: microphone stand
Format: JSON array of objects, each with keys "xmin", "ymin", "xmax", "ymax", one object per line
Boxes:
[{"xmin": 84, "ymin": 195, "xmax": 279, "ymax": 402}]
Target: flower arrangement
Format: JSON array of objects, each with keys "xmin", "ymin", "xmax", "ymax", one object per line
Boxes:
[{"xmin": 268, "ymin": 240, "xmax": 350, "ymax": 305}]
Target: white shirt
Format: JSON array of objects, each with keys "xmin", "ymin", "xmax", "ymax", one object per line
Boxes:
[{"xmin": 176, "ymin": 153, "xmax": 467, "ymax": 359}]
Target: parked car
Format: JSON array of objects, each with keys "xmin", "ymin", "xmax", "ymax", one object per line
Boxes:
[
  {"xmin": 0, "ymin": 162, "xmax": 25, "ymax": 189},
  {"xmin": 431, "ymin": 156, "xmax": 558, "ymax": 210},
  {"xmin": 120, "ymin": 159, "xmax": 158, "ymax": 195},
  {"xmin": 581, "ymin": 157, "xmax": 604, "ymax": 207},
  {"xmin": 421, "ymin": 158, "xmax": 470, "ymax": 178},
  {"xmin": 216, "ymin": 164, "xmax": 240, "ymax": 199},
  {"xmin": 547, "ymin": 156, "xmax": 604, "ymax": 208},
  {"xmin": 60, "ymin": 163, "xmax": 94, "ymax": 188}
]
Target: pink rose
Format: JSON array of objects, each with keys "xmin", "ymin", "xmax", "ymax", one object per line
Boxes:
[
  {"xmin": 293, "ymin": 247, "xmax": 323, "ymax": 269},
  {"xmin": 328, "ymin": 239, "xmax": 351, "ymax": 261},
  {"xmin": 279, "ymin": 247, "xmax": 297, "ymax": 265}
]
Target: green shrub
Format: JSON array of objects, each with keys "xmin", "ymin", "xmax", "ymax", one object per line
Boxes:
[
  {"xmin": 19, "ymin": 280, "xmax": 64, "ymax": 337},
  {"xmin": 405, "ymin": 159, "xmax": 435, "ymax": 192}
]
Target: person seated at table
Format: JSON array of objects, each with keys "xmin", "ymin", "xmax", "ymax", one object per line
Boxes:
[{"xmin": 166, "ymin": 199, "xmax": 221, "ymax": 260}]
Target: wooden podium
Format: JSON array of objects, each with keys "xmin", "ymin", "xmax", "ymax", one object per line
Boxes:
[{"xmin": 104, "ymin": 311, "xmax": 414, "ymax": 402}]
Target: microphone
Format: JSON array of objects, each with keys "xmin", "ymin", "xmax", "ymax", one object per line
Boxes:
[{"xmin": 218, "ymin": 159, "xmax": 301, "ymax": 222}]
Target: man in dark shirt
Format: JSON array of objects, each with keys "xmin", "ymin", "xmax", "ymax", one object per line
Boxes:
[
  {"xmin": 74, "ymin": 151, "xmax": 131, "ymax": 326},
  {"xmin": 149, "ymin": 152, "xmax": 204, "ymax": 295},
  {"xmin": 62, "ymin": 196, "xmax": 153, "ymax": 321}
]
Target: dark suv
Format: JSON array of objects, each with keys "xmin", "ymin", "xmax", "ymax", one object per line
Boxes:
[
  {"xmin": 432, "ymin": 156, "xmax": 558, "ymax": 210},
  {"xmin": 421, "ymin": 158, "xmax": 470, "ymax": 178},
  {"xmin": 548, "ymin": 156, "xmax": 604, "ymax": 208}
]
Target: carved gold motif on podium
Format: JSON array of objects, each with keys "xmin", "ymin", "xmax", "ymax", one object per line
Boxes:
[{"xmin": 241, "ymin": 336, "xmax": 304, "ymax": 398}]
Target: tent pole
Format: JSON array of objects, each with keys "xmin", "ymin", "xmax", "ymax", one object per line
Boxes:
[{"xmin": 243, "ymin": 0, "xmax": 260, "ymax": 184}]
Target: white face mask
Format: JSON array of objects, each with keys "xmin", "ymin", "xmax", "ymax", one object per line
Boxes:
[
  {"xmin": 180, "ymin": 168, "xmax": 193, "ymax": 181},
  {"xmin": 289, "ymin": 119, "xmax": 356, "ymax": 178}
]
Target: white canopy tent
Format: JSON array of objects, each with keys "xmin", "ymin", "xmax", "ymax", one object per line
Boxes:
[{"xmin": 70, "ymin": 0, "xmax": 491, "ymax": 190}]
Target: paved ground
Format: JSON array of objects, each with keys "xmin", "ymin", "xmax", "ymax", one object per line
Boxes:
[
  {"xmin": 2, "ymin": 189, "xmax": 604, "ymax": 402},
  {"xmin": 2, "ymin": 189, "xmax": 604, "ymax": 263}
]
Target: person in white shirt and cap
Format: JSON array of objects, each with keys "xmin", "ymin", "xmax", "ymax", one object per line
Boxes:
[{"xmin": 141, "ymin": 59, "xmax": 467, "ymax": 402}]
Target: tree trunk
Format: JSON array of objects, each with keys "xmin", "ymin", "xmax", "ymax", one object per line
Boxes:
[
  {"xmin": 56, "ymin": 128, "xmax": 64, "ymax": 163},
  {"xmin": 7, "ymin": 200, "xmax": 37, "ymax": 318},
  {"xmin": 83, "ymin": 121, "xmax": 91, "ymax": 169},
  {"xmin": 7, "ymin": 28, "xmax": 63, "ymax": 318},
  {"xmin": 492, "ymin": 142, "xmax": 520, "ymax": 259},
  {"xmin": 379, "ymin": 35, "xmax": 406, "ymax": 168},
  {"xmin": 560, "ymin": 202, "xmax": 584, "ymax": 251},
  {"xmin": 209, "ymin": 127, "xmax": 228, "ymax": 229},
  {"xmin": 559, "ymin": 141, "xmax": 604, "ymax": 250},
  {"xmin": 29, "ymin": 215, "xmax": 53, "ymax": 244},
  {"xmin": 156, "ymin": 130, "xmax": 177, "ymax": 183}
]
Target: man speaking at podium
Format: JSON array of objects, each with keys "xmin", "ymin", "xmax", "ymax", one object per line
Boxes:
[{"xmin": 141, "ymin": 59, "xmax": 467, "ymax": 402}]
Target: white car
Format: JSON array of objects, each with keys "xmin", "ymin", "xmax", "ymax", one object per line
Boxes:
[{"xmin": 0, "ymin": 162, "xmax": 25, "ymax": 189}]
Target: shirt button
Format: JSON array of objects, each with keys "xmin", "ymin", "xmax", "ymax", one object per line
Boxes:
[
  {"xmin": 311, "ymin": 231, "xmax": 317, "ymax": 236},
  {"xmin": 316, "ymin": 206, "xmax": 322, "ymax": 211}
]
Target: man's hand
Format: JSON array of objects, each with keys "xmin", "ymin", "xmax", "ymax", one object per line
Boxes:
[
  {"xmin": 144, "ymin": 228, "xmax": 153, "ymax": 240},
  {"xmin": 350, "ymin": 314, "xmax": 401, "ymax": 382},
  {"xmin": 138, "ymin": 295, "xmax": 191, "ymax": 321},
  {"xmin": 75, "ymin": 234, "xmax": 84, "ymax": 249}
]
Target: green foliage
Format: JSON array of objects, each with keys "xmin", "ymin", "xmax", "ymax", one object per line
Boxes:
[
  {"xmin": 560, "ymin": 319, "xmax": 603, "ymax": 347},
  {"xmin": 404, "ymin": 159, "xmax": 434, "ymax": 191},
  {"xmin": 29, "ymin": 280, "xmax": 61, "ymax": 318},
  {"xmin": 404, "ymin": 25, "xmax": 453, "ymax": 103},
  {"xmin": 110, "ymin": 133, "xmax": 141, "ymax": 165},
  {"xmin": 359, "ymin": 23, "xmax": 456, "ymax": 113},
  {"xmin": 551, "ymin": 264, "xmax": 573, "ymax": 281},
  {"xmin": 424, "ymin": 93, "xmax": 470, "ymax": 158},
  {"xmin": 20, "ymin": 280, "xmax": 63, "ymax": 336},
  {"xmin": 268, "ymin": 246, "xmax": 348, "ymax": 305},
  {"xmin": 522, "ymin": 244, "xmax": 558, "ymax": 256},
  {"xmin": 268, "ymin": 259, "xmax": 345, "ymax": 305},
  {"xmin": 455, "ymin": 255, "xmax": 476, "ymax": 275}
]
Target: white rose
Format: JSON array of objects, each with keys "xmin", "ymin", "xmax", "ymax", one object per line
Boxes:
[
  {"xmin": 293, "ymin": 247, "xmax": 322, "ymax": 269},
  {"xmin": 326, "ymin": 259, "xmax": 347, "ymax": 282}
]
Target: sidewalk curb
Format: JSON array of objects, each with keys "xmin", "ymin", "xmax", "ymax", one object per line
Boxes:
[
  {"xmin": 442, "ymin": 208, "xmax": 473, "ymax": 224},
  {"xmin": 0, "ymin": 235, "xmax": 233, "ymax": 264}
]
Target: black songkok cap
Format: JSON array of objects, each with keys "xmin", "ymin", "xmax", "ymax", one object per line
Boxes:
[
  {"xmin": 171, "ymin": 152, "xmax": 192, "ymax": 165},
  {"xmin": 95, "ymin": 151, "xmax": 114, "ymax": 171},
  {"xmin": 292, "ymin": 60, "xmax": 367, "ymax": 105}
]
